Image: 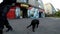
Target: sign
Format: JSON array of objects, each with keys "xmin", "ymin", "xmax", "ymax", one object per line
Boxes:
[{"xmin": 20, "ymin": 4, "xmax": 29, "ymax": 8}]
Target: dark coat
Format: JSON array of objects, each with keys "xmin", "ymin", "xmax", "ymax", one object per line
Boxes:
[
  {"xmin": 0, "ymin": 8, "xmax": 4, "ymax": 30},
  {"xmin": 0, "ymin": 0, "xmax": 16, "ymax": 30},
  {"xmin": 2, "ymin": 0, "xmax": 16, "ymax": 5}
]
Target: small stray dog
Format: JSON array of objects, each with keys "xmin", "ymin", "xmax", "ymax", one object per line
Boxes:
[{"xmin": 27, "ymin": 19, "xmax": 39, "ymax": 32}]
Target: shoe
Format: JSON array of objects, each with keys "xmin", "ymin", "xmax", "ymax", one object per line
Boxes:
[{"xmin": 6, "ymin": 28, "xmax": 13, "ymax": 32}]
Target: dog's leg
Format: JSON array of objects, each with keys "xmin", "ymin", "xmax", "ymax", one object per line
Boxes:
[
  {"xmin": 32, "ymin": 25, "xmax": 36, "ymax": 32},
  {"xmin": 27, "ymin": 24, "xmax": 31, "ymax": 28},
  {"xmin": 36, "ymin": 23, "xmax": 39, "ymax": 28}
]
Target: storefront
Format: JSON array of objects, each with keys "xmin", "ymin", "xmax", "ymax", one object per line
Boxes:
[
  {"xmin": 7, "ymin": 3, "xmax": 45, "ymax": 19},
  {"xmin": 15, "ymin": 3, "xmax": 29, "ymax": 18},
  {"xmin": 15, "ymin": 3, "xmax": 40, "ymax": 18},
  {"xmin": 7, "ymin": 6, "xmax": 16, "ymax": 19},
  {"xmin": 28, "ymin": 7, "xmax": 39, "ymax": 18},
  {"xmin": 15, "ymin": 7, "xmax": 20, "ymax": 18},
  {"xmin": 39, "ymin": 9, "xmax": 45, "ymax": 18}
]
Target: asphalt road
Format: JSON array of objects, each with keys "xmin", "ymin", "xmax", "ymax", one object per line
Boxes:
[{"xmin": 3, "ymin": 17, "xmax": 60, "ymax": 34}]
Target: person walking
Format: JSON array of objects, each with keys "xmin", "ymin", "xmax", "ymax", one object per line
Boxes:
[{"xmin": 0, "ymin": 0, "xmax": 16, "ymax": 34}]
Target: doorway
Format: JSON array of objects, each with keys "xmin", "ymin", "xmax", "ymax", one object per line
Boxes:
[{"xmin": 20, "ymin": 7, "xmax": 28, "ymax": 18}]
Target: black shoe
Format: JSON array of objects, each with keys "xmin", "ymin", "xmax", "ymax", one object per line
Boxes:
[{"xmin": 6, "ymin": 28, "xmax": 13, "ymax": 32}]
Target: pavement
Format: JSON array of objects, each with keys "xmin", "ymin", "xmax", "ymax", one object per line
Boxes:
[{"xmin": 3, "ymin": 17, "xmax": 60, "ymax": 34}]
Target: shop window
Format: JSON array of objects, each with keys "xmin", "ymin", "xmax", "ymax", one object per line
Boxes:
[
  {"xmin": 18, "ymin": 0, "xmax": 27, "ymax": 3},
  {"xmin": 28, "ymin": 7, "xmax": 39, "ymax": 18},
  {"xmin": 15, "ymin": 7, "xmax": 20, "ymax": 19}
]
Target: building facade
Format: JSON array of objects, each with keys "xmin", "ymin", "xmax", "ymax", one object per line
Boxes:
[
  {"xmin": 28, "ymin": 0, "xmax": 39, "ymax": 7},
  {"xmin": 44, "ymin": 3, "xmax": 56, "ymax": 15},
  {"xmin": 28, "ymin": 0, "xmax": 45, "ymax": 18},
  {"xmin": 17, "ymin": 0, "xmax": 28, "ymax": 3},
  {"xmin": 7, "ymin": 0, "xmax": 45, "ymax": 19}
]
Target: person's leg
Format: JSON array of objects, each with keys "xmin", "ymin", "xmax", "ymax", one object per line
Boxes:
[
  {"xmin": 3, "ymin": 5, "xmax": 13, "ymax": 32},
  {"xmin": 0, "ymin": 25, "xmax": 4, "ymax": 34},
  {"xmin": 4, "ymin": 19, "xmax": 13, "ymax": 32},
  {"xmin": 0, "ymin": 30, "xmax": 3, "ymax": 34},
  {"xmin": 0, "ymin": 19, "xmax": 4, "ymax": 34}
]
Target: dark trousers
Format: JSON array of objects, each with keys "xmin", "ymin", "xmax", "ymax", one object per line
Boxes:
[
  {"xmin": 0, "ymin": 18, "xmax": 4, "ymax": 34},
  {"xmin": 4, "ymin": 18, "xmax": 12, "ymax": 29},
  {"xmin": 0, "ymin": 30, "xmax": 3, "ymax": 34},
  {"xmin": 2, "ymin": 5, "xmax": 12, "ymax": 29}
]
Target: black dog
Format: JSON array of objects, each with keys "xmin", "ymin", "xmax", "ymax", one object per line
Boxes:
[{"xmin": 27, "ymin": 19, "xmax": 39, "ymax": 32}]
